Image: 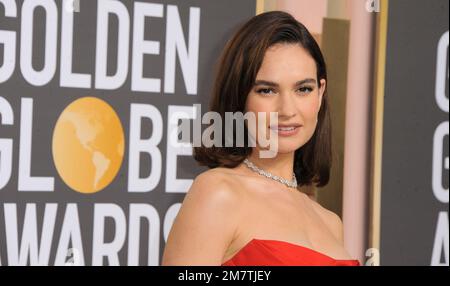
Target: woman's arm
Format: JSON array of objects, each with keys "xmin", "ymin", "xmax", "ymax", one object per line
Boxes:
[{"xmin": 161, "ymin": 171, "xmax": 241, "ymax": 265}]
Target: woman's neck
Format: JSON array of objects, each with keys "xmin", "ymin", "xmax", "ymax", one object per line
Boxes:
[{"xmin": 246, "ymin": 149, "xmax": 295, "ymax": 181}]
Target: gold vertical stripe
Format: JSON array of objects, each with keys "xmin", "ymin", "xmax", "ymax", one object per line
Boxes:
[
  {"xmin": 256, "ymin": 0, "xmax": 265, "ymax": 15},
  {"xmin": 369, "ymin": 0, "xmax": 389, "ymax": 262},
  {"xmin": 256, "ymin": 0, "xmax": 277, "ymax": 14}
]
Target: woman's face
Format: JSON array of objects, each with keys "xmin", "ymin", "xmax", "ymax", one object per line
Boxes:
[{"xmin": 245, "ymin": 43, "xmax": 326, "ymax": 155}]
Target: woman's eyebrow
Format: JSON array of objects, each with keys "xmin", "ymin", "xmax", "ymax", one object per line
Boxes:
[{"xmin": 254, "ymin": 78, "xmax": 316, "ymax": 87}]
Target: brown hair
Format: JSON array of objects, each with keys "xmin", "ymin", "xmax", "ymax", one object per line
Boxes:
[{"xmin": 193, "ymin": 11, "xmax": 332, "ymax": 188}]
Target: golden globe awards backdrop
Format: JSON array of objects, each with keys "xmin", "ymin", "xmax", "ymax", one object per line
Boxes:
[
  {"xmin": 0, "ymin": 0, "xmax": 256, "ymax": 265},
  {"xmin": 375, "ymin": 0, "xmax": 449, "ymax": 266}
]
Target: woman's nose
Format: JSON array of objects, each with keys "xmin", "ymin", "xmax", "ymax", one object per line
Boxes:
[{"xmin": 276, "ymin": 92, "xmax": 297, "ymax": 118}]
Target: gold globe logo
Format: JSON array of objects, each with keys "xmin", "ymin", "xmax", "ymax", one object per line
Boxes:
[{"xmin": 52, "ymin": 97, "xmax": 125, "ymax": 194}]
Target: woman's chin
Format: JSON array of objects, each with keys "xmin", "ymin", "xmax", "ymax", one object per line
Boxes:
[
  {"xmin": 253, "ymin": 139, "xmax": 304, "ymax": 156},
  {"xmin": 274, "ymin": 144, "xmax": 302, "ymax": 154},
  {"xmin": 276, "ymin": 135, "xmax": 307, "ymax": 152}
]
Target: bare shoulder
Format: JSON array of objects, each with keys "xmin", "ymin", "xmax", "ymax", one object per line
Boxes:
[
  {"xmin": 179, "ymin": 169, "xmax": 243, "ymax": 233},
  {"xmin": 188, "ymin": 168, "xmax": 243, "ymax": 201},
  {"xmin": 306, "ymin": 196, "xmax": 344, "ymax": 243},
  {"xmin": 162, "ymin": 168, "xmax": 243, "ymax": 265}
]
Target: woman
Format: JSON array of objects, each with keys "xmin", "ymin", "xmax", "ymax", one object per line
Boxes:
[{"xmin": 162, "ymin": 11, "xmax": 360, "ymax": 266}]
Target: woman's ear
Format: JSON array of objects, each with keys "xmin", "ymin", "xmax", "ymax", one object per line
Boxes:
[{"xmin": 318, "ymin": 79, "xmax": 326, "ymax": 110}]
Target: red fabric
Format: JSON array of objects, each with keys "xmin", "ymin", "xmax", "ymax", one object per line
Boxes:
[{"xmin": 222, "ymin": 239, "xmax": 360, "ymax": 266}]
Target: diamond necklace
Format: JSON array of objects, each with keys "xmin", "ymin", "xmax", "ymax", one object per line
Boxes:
[{"xmin": 243, "ymin": 158, "xmax": 298, "ymax": 189}]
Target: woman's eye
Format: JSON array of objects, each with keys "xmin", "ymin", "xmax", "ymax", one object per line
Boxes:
[
  {"xmin": 298, "ymin": 86, "xmax": 313, "ymax": 94},
  {"xmin": 256, "ymin": 88, "xmax": 275, "ymax": 95}
]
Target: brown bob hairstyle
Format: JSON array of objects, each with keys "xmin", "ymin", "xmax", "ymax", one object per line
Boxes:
[{"xmin": 193, "ymin": 11, "xmax": 332, "ymax": 188}]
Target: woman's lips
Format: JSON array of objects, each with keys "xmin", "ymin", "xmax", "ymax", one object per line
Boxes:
[{"xmin": 269, "ymin": 125, "xmax": 301, "ymax": 136}]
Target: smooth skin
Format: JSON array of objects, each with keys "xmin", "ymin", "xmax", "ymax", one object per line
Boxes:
[{"xmin": 162, "ymin": 43, "xmax": 355, "ymax": 265}]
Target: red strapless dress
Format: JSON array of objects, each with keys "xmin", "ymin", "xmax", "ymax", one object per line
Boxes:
[{"xmin": 221, "ymin": 239, "xmax": 360, "ymax": 266}]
